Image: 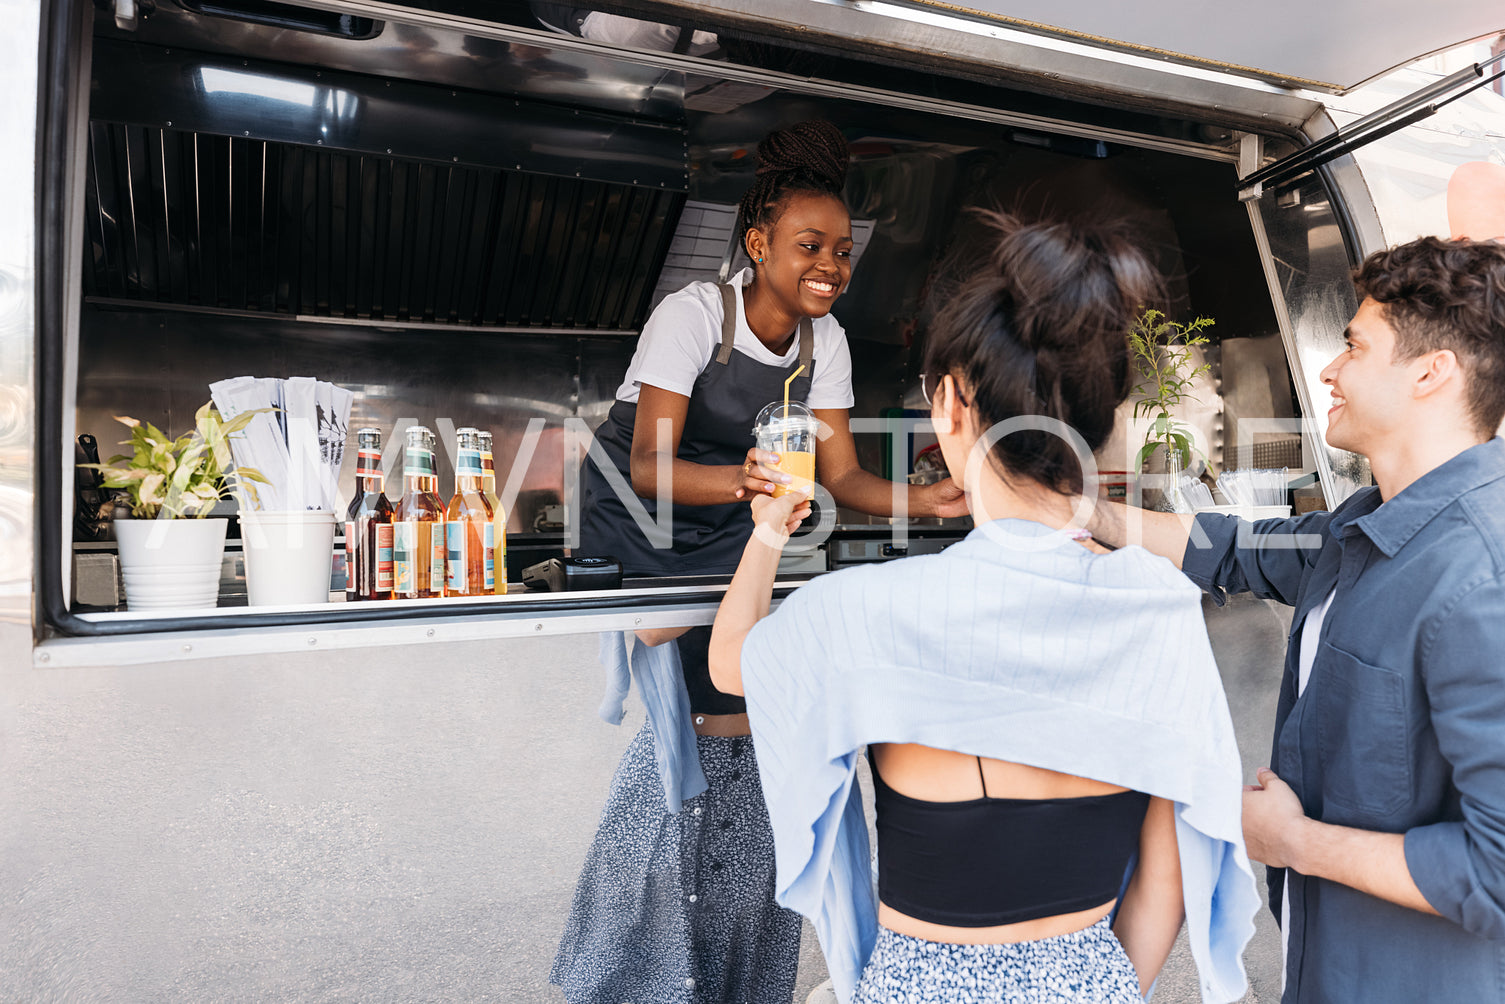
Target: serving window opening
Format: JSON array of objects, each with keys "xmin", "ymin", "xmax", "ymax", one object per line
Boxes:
[{"xmin": 51, "ymin": 0, "xmax": 1315, "ymax": 637}]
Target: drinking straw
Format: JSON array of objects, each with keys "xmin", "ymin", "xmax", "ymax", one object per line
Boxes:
[{"xmin": 782, "ymin": 365, "xmax": 805, "ymax": 454}]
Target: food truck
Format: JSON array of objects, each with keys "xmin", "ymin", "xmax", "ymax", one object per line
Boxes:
[{"xmin": 3, "ymin": 0, "xmax": 1502, "ymax": 997}]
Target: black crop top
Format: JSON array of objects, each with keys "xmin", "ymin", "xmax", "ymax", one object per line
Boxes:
[
  {"xmin": 677, "ymin": 626, "xmax": 746, "ymax": 715},
  {"xmin": 871, "ymin": 755, "xmax": 1150, "ymax": 928}
]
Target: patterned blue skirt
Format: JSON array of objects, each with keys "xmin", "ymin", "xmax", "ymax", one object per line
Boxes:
[
  {"xmin": 852, "ymin": 917, "xmax": 1143, "ymax": 1003},
  {"xmin": 550, "ymin": 721, "xmax": 802, "ymax": 1004}
]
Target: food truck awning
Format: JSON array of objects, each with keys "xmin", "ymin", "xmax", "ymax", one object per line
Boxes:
[
  {"xmin": 908, "ymin": 0, "xmax": 1503, "ymax": 92},
  {"xmin": 600, "ymin": 0, "xmax": 1497, "ymax": 129}
]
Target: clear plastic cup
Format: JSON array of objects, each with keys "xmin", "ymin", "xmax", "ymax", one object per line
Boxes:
[{"xmin": 753, "ymin": 401, "xmax": 818, "ymax": 499}]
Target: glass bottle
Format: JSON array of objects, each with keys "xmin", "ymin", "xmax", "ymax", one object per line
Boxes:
[
  {"xmin": 446, "ymin": 428, "xmax": 495, "ymax": 596},
  {"xmin": 421, "ymin": 427, "xmax": 441, "ymax": 495},
  {"xmin": 422, "ymin": 426, "xmax": 446, "ymax": 593},
  {"xmin": 393, "ymin": 425, "xmax": 446, "ymax": 599},
  {"xmin": 478, "ymin": 429, "xmax": 508, "ymax": 593},
  {"xmin": 345, "ymin": 428, "xmax": 394, "ymax": 601}
]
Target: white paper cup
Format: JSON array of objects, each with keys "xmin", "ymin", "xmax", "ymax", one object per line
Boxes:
[{"xmin": 240, "ymin": 510, "xmax": 337, "ymax": 606}]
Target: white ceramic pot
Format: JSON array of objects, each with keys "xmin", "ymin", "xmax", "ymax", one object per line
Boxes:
[{"xmin": 113, "ymin": 517, "xmax": 228, "ymax": 611}]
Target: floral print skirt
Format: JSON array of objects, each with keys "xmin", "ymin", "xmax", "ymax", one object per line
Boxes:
[
  {"xmin": 851, "ymin": 916, "xmax": 1142, "ymax": 1004},
  {"xmin": 550, "ymin": 721, "xmax": 801, "ymax": 1004}
]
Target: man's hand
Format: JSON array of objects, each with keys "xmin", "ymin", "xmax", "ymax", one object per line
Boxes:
[
  {"xmin": 1085, "ymin": 499, "xmax": 1197, "ymax": 567},
  {"xmin": 921, "ymin": 477, "xmax": 969, "ymax": 519},
  {"xmin": 1242, "ymin": 766, "xmax": 1438, "ymax": 915},
  {"xmin": 1243, "ymin": 767, "xmax": 1311, "ymax": 870}
]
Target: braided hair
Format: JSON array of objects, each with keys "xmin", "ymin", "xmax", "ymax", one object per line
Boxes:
[{"xmin": 735, "ymin": 120, "xmax": 850, "ymax": 260}]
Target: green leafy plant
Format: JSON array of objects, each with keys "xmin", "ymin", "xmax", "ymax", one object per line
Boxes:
[
  {"xmin": 1128, "ymin": 309, "xmax": 1215, "ymax": 470},
  {"xmin": 82, "ymin": 402, "xmax": 270, "ymax": 519}
]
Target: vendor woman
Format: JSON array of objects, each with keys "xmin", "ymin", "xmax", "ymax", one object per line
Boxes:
[{"xmin": 550, "ymin": 120, "xmax": 966, "ymax": 1004}]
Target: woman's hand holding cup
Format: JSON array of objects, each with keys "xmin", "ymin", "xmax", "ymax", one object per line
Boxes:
[
  {"xmin": 750, "ymin": 487, "xmax": 812, "ymax": 548},
  {"xmin": 734, "ymin": 447, "xmax": 791, "ymax": 500}
]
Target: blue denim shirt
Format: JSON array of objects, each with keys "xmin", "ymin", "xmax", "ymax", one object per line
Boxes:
[{"xmin": 1182, "ymin": 437, "xmax": 1505, "ymax": 1003}]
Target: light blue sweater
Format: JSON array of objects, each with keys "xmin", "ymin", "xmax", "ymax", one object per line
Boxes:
[
  {"xmin": 597, "ymin": 631, "xmax": 706, "ymax": 813},
  {"xmin": 742, "ymin": 520, "xmax": 1259, "ymax": 1003}
]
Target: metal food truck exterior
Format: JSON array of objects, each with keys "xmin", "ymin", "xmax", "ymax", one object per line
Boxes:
[{"xmin": 3, "ymin": 0, "xmax": 1502, "ymax": 998}]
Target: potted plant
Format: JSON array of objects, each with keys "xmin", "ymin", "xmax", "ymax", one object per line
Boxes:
[
  {"xmin": 83, "ymin": 402, "xmax": 267, "ymax": 611},
  {"xmin": 1127, "ymin": 308, "xmax": 1215, "ymax": 511}
]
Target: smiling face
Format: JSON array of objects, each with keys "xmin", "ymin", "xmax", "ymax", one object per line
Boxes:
[
  {"xmin": 745, "ymin": 191, "xmax": 853, "ymax": 320},
  {"xmin": 1319, "ymin": 298, "xmax": 1421, "ymax": 457}
]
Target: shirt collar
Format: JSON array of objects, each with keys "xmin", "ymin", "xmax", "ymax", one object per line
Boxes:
[{"xmin": 1349, "ymin": 437, "xmax": 1505, "ymax": 557}]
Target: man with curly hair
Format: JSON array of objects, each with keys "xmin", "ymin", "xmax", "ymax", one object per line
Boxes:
[{"xmin": 1091, "ymin": 235, "xmax": 1505, "ymax": 1001}]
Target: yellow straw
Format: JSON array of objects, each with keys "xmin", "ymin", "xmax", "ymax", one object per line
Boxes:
[{"xmin": 782, "ymin": 365, "xmax": 805, "ymax": 454}]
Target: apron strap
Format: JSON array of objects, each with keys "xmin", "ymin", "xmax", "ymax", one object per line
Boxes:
[
  {"xmin": 714, "ymin": 282, "xmax": 817, "ymax": 386},
  {"xmin": 715, "ymin": 284, "xmax": 738, "ymax": 365}
]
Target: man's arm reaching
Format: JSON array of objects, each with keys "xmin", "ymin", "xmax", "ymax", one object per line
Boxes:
[{"xmin": 1087, "ymin": 500, "xmax": 1197, "ymax": 567}]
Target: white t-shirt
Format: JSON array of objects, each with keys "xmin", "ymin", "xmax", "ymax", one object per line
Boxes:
[
  {"xmin": 1281, "ymin": 587, "xmax": 1338, "ymax": 984},
  {"xmin": 614, "ymin": 268, "xmax": 856, "ymax": 410}
]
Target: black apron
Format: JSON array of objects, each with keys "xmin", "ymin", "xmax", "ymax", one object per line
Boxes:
[
  {"xmin": 577, "ymin": 282, "xmax": 813, "ymax": 578},
  {"xmin": 578, "ymin": 283, "xmax": 814, "ymax": 716}
]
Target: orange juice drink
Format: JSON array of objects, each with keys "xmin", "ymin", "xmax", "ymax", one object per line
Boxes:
[
  {"xmin": 770, "ymin": 450, "xmax": 815, "ymax": 499},
  {"xmin": 755, "ymin": 399, "xmax": 818, "ymax": 500}
]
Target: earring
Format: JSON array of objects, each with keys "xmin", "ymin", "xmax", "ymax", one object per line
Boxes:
[{"xmin": 756, "ymin": 257, "xmax": 763, "ymax": 263}]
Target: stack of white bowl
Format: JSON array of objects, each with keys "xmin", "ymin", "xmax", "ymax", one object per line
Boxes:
[
  {"xmin": 120, "ymin": 561, "xmax": 223, "ymax": 610},
  {"xmin": 114, "ymin": 518, "xmax": 227, "ymax": 611}
]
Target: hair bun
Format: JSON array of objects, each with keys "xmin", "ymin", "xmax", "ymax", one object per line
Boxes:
[
  {"xmin": 755, "ymin": 120, "xmax": 849, "ymax": 189},
  {"xmin": 921, "ymin": 212, "xmax": 1163, "ymax": 494},
  {"xmin": 982, "ymin": 213, "xmax": 1158, "ymax": 357}
]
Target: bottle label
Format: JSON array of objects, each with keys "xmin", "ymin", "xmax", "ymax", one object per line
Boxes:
[
  {"xmin": 345, "ymin": 521, "xmax": 357, "ymax": 595},
  {"xmin": 356, "ymin": 449, "xmax": 383, "ymax": 479},
  {"xmin": 393, "ymin": 522, "xmax": 415, "ymax": 594},
  {"xmin": 457, "ymin": 448, "xmax": 483, "ymax": 477},
  {"xmin": 404, "ymin": 447, "xmax": 433, "ymax": 478},
  {"xmin": 430, "ymin": 522, "xmax": 446, "ymax": 591},
  {"xmin": 447, "ymin": 521, "xmax": 466, "ymax": 592},
  {"xmin": 483, "ymin": 522, "xmax": 495, "ymax": 592},
  {"xmin": 480, "ymin": 449, "xmax": 496, "ymax": 473},
  {"xmin": 375, "ymin": 523, "xmax": 394, "ymax": 592}
]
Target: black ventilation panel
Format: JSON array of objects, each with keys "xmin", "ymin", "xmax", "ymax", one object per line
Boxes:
[{"xmin": 83, "ymin": 123, "xmax": 685, "ymax": 329}]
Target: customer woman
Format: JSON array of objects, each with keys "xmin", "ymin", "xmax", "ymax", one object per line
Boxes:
[
  {"xmin": 550, "ymin": 120, "xmax": 965, "ymax": 1004},
  {"xmin": 709, "ymin": 214, "xmax": 1259, "ymax": 1003}
]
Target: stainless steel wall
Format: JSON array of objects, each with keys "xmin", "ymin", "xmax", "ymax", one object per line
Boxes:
[
  {"xmin": 75, "ymin": 306, "xmax": 635, "ymax": 533},
  {"xmin": 0, "ymin": 0, "xmax": 38, "ymax": 627},
  {"xmin": 72, "ymin": 136, "xmax": 1291, "ymax": 547},
  {"xmin": 1246, "ymin": 171, "xmax": 1372, "ymax": 502}
]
